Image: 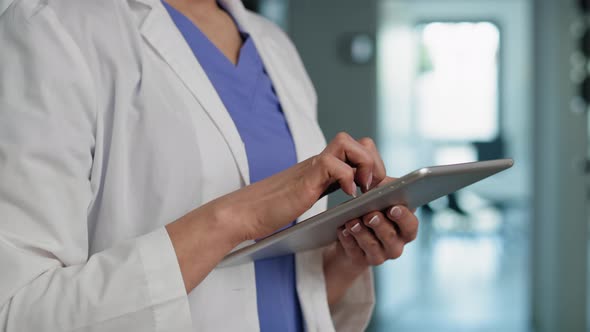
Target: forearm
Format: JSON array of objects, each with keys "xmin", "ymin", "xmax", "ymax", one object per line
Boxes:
[
  {"xmin": 322, "ymin": 244, "xmax": 369, "ymax": 307},
  {"xmin": 166, "ymin": 199, "xmax": 244, "ymax": 293}
]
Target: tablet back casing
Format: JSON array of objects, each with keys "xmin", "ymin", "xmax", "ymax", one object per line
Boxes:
[{"xmin": 219, "ymin": 158, "xmax": 513, "ymax": 268}]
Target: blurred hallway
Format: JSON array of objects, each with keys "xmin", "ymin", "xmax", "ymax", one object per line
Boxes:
[
  {"xmin": 370, "ymin": 206, "xmax": 530, "ymax": 331},
  {"xmin": 246, "ymin": 0, "xmax": 589, "ymax": 330}
]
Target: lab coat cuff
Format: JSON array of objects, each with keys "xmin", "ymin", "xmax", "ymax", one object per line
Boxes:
[
  {"xmin": 137, "ymin": 227, "xmax": 192, "ymax": 331},
  {"xmin": 329, "ymin": 266, "xmax": 375, "ymax": 332},
  {"xmin": 296, "ymin": 247, "xmax": 336, "ymax": 332}
]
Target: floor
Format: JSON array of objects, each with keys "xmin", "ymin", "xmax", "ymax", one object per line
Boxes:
[{"xmin": 367, "ymin": 202, "xmax": 530, "ymax": 332}]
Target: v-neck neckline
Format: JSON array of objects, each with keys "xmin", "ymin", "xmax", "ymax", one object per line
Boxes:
[{"xmin": 162, "ymin": 1, "xmax": 254, "ymax": 72}]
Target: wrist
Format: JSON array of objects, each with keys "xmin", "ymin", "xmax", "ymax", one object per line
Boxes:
[
  {"xmin": 323, "ymin": 243, "xmax": 369, "ymax": 306},
  {"xmin": 165, "ymin": 201, "xmax": 245, "ymax": 293},
  {"xmin": 323, "ymin": 243, "xmax": 369, "ymax": 277},
  {"xmin": 204, "ymin": 198, "xmax": 248, "ymax": 247}
]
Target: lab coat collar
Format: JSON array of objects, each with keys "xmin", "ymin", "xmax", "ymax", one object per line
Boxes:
[
  {"xmin": 211, "ymin": 1, "xmax": 319, "ymax": 166},
  {"xmin": 128, "ymin": 0, "xmax": 313, "ymax": 182},
  {"xmin": 131, "ymin": 0, "xmax": 252, "ymax": 185}
]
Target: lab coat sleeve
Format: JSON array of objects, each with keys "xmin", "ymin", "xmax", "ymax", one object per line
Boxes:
[
  {"xmin": 0, "ymin": 3, "xmax": 191, "ymax": 332},
  {"xmin": 296, "ymin": 247, "xmax": 375, "ymax": 332},
  {"xmin": 328, "ymin": 267, "xmax": 375, "ymax": 331}
]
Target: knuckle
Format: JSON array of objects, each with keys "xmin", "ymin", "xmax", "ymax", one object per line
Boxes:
[
  {"xmin": 369, "ymin": 255, "xmax": 386, "ymax": 266},
  {"xmin": 358, "ymin": 137, "xmax": 376, "ymax": 148},
  {"xmin": 366, "ymin": 240, "xmax": 381, "ymax": 253},
  {"xmin": 383, "ymin": 236, "xmax": 397, "ymax": 248},
  {"xmin": 316, "ymin": 153, "xmax": 332, "ymax": 168},
  {"xmin": 347, "ymin": 168, "xmax": 356, "ymax": 181},
  {"xmin": 334, "ymin": 132, "xmax": 351, "ymax": 143},
  {"xmin": 389, "ymin": 244, "xmax": 404, "ymax": 259},
  {"xmin": 385, "ymin": 230, "xmax": 397, "ymax": 240},
  {"xmin": 400, "ymin": 223, "xmax": 418, "ymax": 241}
]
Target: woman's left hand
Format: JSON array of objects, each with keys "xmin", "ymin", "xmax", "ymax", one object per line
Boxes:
[
  {"xmin": 332, "ymin": 137, "xmax": 418, "ymax": 268},
  {"xmin": 320, "ymin": 136, "xmax": 419, "ymax": 306},
  {"xmin": 323, "ymin": 177, "xmax": 420, "ymax": 306},
  {"xmin": 337, "ymin": 201, "xmax": 418, "ymax": 267}
]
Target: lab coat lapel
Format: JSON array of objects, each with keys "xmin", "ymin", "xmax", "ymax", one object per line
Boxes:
[{"xmin": 133, "ymin": 0, "xmax": 251, "ymax": 185}]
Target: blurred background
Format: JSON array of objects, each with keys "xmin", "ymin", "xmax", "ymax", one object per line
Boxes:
[
  {"xmin": 243, "ymin": 0, "xmax": 587, "ymax": 331},
  {"xmin": 245, "ymin": 0, "xmax": 590, "ymax": 332}
]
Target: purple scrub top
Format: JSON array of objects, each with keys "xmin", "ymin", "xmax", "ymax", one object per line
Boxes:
[{"xmin": 163, "ymin": 3, "xmax": 303, "ymax": 331}]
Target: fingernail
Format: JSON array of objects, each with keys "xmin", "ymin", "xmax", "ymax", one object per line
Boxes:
[
  {"xmin": 342, "ymin": 229, "xmax": 350, "ymax": 237},
  {"xmin": 351, "ymin": 223, "xmax": 361, "ymax": 233},
  {"xmin": 390, "ymin": 206, "xmax": 402, "ymax": 219},
  {"xmin": 368, "ymin": 215, "xmax": 380, "ymax": 226},
  {"xmin": 366, "ymin": 173, "xmax": 373, "ymax": 192},
  {"xmin": 351, "ymin": 182, "xmax": 357, "ymax": 198}
]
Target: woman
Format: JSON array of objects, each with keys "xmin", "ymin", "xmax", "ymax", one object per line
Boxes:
[{"xmin": 0, "ymin": 0, "xmax": 419, "ymax": 331}]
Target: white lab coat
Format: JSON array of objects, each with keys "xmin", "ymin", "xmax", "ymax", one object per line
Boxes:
[{"xmin": 0, "ymin": 0, "xmax": 375, "ymax": 331}]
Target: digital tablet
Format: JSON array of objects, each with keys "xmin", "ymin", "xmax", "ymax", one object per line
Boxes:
[{"xmin": 219, "ymin": 158, "xmax": 514, "ymax": 268}]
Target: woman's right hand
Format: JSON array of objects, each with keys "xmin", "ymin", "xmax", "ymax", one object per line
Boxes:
[
  {"xmin": 166, "ymin": 132, "xmax": 387, "ymax": 292},
  {"xmin": 210, "ymin": 132, "xmax": 387, "ymax": 242}
]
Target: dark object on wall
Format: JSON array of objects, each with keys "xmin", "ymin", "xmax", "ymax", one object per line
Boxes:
[
  {"xmin": 577, "ymin": 4, "xmax": 590, "ymax": 110},
  {"xmin": 581, "ymin": 28, "xmax": 590, "ymax": 57},
  {"xmin": 580, "ymin": 0, "xmax": 590, "ymax": 12},
  {"xmin": 339, "ymin": 33, "xmax": 375, "ymax": 65},
  {"xmin": 242, "ymin": 0, "xmax": 260, "ymax": 12},
  {"xmin": 472, "ymin": 136, "xmax": 505, "ymax": 161},
  {"xmin": 581, "ymin": 76, "xmax": 590, "ymax": 104}
]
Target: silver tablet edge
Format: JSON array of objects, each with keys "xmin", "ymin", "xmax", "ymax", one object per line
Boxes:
[{"xmin": 220, "ymin": 158, "xmax": 514, "ymax": 266}]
